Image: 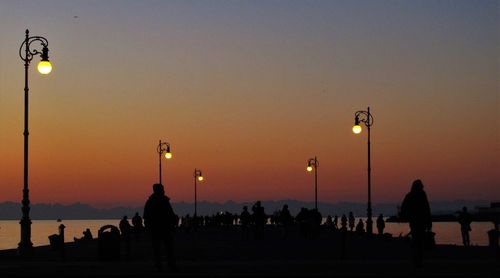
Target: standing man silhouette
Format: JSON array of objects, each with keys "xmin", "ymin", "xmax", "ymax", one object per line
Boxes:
[
  {"xmin": 239, "ymin": 206, "xmax": 251, "ymax": 240},
  {"xmin": 457, "ymin": 206, "xmax": 472, "ymax": 246},
  {"xmin": 251, "ymin": 201, "xmax": 267, "ymax": 239},
  {"xmin": 348, "ymin": 212, "xmax": 355, "ymax": 232},
  {"xmin": 401, "ymin": 179, "xmax": 432, "ymax": 268},
  {"xmin": 377, "ymin": 214, "xmax": 385, "ymax": 235},
  {"xmin": 143, "ymin": 183, "xmax": 179, "ymax": 271},
  {"xmin": 119, "ymin": 215, "xmax": 132, "ymax": 258},
  {"xmin": 132, "ymin": 212, "xmax": 144, "ymax": 242}
]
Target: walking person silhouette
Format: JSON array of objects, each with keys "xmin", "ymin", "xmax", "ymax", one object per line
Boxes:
[
  {"xmin": 400, "ymin": 179, "xmax": 432, "ymax": 268},
  {"xmin": 457, "ymin": 206, "xmax": 472, "ymax": 246},
  {"xmin": 143, "ymin": 183, "xmax": 179, "ymax": 272}
]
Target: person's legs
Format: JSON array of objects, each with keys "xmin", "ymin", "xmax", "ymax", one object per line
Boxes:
[
  {"xmin": 411, "ymin": 229, "xmax": 424, "ymax": 267},
  {"xmin": 152, "ymin": 235, "xmax": 162, "ymax": 270},
  {"xmin": 164, "ymin": 232, "xmax": 178, "ymax": 270},
  {"xmin": 461, "ymin": 229, "xmax": 470, "ymax": 246}
]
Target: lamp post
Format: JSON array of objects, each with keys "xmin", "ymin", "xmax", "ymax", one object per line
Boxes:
[
  {"xmin": 18, "ymin": 29, "xmax": 52, "ymax": 255},
  {"xmin": 193, "ymin": 169, "xmax": 204, "ymax": 217},
  {"xmin": 306, "ymin": 156, "xmax": 319, "ymax": 210},
  {"xmin": 157, "ymin": 140, "xmax": 172, "ymax": 185},
  {"xmin": 352, "ymin": 106, "xmax": 374, "ymax": 235}
]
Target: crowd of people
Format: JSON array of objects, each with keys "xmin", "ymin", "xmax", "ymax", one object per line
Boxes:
[
  {"xmin": 72, "ymin": 180, "xmax": 498, "ymax": 271},
  {"xmin": 173, "ymin": 203, "xmax": 385, "ymax": 239}
]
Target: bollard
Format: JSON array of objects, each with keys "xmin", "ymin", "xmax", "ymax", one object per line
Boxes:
[
  {"xmin": 59, "ymin": 224, "xmax": 66, "ymax": 261},
  {"xmin": 58, "ymin": 224, "xmax": 66, "ymax": 242}
]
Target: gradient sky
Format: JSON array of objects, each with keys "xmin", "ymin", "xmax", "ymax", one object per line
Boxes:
[{"xmin": 0, "ymin": 0, "xmax": 498, "ymax": 208}]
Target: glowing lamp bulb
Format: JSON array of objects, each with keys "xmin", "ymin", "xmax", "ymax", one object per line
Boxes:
[
  {"xmin": 198, "ymin": 176, "xmax": 204, "ymax": 181},
  {"xmin": 352, "ymin": 125, "xmax": 362, "ymax": 134},
  {"xmin": 306, "ymin": 166, "xmax": 313, "ymax": 172},
  {"xmin": 165, "ymin": 152, "xmax": 172, "ymax": 159},
  {"xmin": 37, "ymin": 60, "xmax": 52, "ymax": 74}
]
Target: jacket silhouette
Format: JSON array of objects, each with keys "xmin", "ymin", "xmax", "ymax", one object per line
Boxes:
[
  {"xmin": 401, "ymin": 180, "xmax": 432, "ymax": 232},
  {"xmin": 143, "ymin": 183, "xmax": 178, "ymax": 271},
  {"xmin": 400, "ymin": 179, "xmax": 432, "ymax": 267}
]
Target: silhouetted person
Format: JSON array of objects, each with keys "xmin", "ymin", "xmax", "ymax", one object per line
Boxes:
[
  {"xmin": 252, "ymin": 201, "xmax": 267, "ymax": 239},
  {"xmin": 279, "ymin": 204, "xmax": 293, "ymax": 238},
  {"xmin": 355, "ymin": 219, "xmax": 365, "ymax": 236},
  {"xmin": 240, "ymin": 206, "xmax": 251, "ymax": 240},
  {"xmin": 377, "ymin": 214, "xmax": 385, "ymax": 235},
  {"xmin": 488, "ymin": 221, "xmax": 499, "ymax": 257},
  {"xmin": 457, "ymin": 206, "xmax": 472, "ymax": 246},
  {"xmin": 340, "ymin": 214, "xmax": 348, "ymax": 231},
  {"xmin": 74, "ymin": 228, "xmax": 93, "ymax": 242},
  {"xmin": 279, "ymin": 204, "xmax": 293, "ymax": 226},
  {"xmin": 325, "ymin": 215, "xmax": 333, "ymax": 227},
  {"xmin": 119, "ymin": 215, "xmax": 132, "ymax": 236},
  {"xmin": 296, "ymin": 207, "xmax": 309, "ymax": 238},
  {"xmin": 333, "ymin": 215, "xmax": 339, "ymax": 230},
  {"xmin": 401, "ymin": 179, "xmax": 432, "ymax": 268},
  {"xmin": 143, "ymin": 183, "xmax": 178, "ymax": 271},
  {"xmin": 348, "ymin": 212, "xmax": 355, "ymax": 232},
  {"xmin": 119, "ymin": 215, "xmax": 132, "ymax": 258},
  {"xmin": 182, "ymin": 214, "xmax": 192, "ymax": 234},
  {"xmin": 132, "ymin": 212, "xmax": 144, "ymax": 242},
  {"xmin": 83, "ymin": 228, "xmax": 93, "ymax": 240}
]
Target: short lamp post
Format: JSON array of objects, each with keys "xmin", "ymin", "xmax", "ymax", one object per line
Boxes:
[
  {"xmin": 353, "ymin": 106, "xmax": 374, "ymax": 235},
  {"xmin": 193, "ymin": 169, "xmax": 204, "ymax": 217},
  {"xmin": 157, "ymin": 140, "xmax": 172, "ymax": 185},
  {"xmin": 306, "ymin": 156, "xmax": 319, "ymax": 210},
  {"xmin": 18, "ymin": 29, "xmax": 53, "ymax": 255}
]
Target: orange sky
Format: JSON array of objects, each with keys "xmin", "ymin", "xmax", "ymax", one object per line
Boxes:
[{"xmin": 0, "ymin": 1, "xmax": 498, "ymax": 208}]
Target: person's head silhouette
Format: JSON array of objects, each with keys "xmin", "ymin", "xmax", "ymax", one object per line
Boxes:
[
  {"xmin": 153, "ymin": 183, "xmax": 165, "ymax": 195},
  {"xmin": 411, "ymin": 179, "xmax": 424, "ymax": 192}
]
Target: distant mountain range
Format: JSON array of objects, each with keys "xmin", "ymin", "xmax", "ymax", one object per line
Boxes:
[{"xmin": 0, "ymin": 199, "xmax": 491, "ymax": 220}]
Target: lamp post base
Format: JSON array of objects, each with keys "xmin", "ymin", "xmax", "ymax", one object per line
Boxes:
[
  {"xmin": 18, "ymin": 218, "xmax": 33, "ymax": 256},
  {"xmin": 366, "ymin": 218, "xmax": 373, "ymax": 236}
]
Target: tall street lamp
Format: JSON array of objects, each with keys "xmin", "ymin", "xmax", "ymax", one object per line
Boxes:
[
  {"xmin": 18, "ymin": 29, "xmax": 53, "ymax": 255},
  {"xmin": 193, "ymin": 169, "xmax": 204, "ymax": 217},
  {"xmin": 157, "ymin": 140, "xmax": 172, "ymax": 185},
  {"xmin": 353, "ymin": 106, "xmax": 374, "ymax": 235},
  {"xmin": 306, "ymin": 156, "xmax": 319, "ymax": 210}
]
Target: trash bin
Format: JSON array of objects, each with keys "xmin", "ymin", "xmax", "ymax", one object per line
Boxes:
[
  {"xmin": 48, "ymin": 234, "xmax": 62, "ymax": 250},
  {"xmin": 98, "ymin": 225, "xmax": 121, "ymax": 261},
  {"xmin": 488, "ymin": 229, "xmax": 499, "ymax": 247}
]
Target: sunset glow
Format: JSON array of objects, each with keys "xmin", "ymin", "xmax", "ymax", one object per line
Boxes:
[{"xmin": 0, "ymin": 1, "xmax": 498, "ymax": 208}]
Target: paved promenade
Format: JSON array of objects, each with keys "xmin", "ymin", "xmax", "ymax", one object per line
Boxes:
[{"xmin": 0, "ymin": 226, "xmax": 498, "ymax": 277}]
